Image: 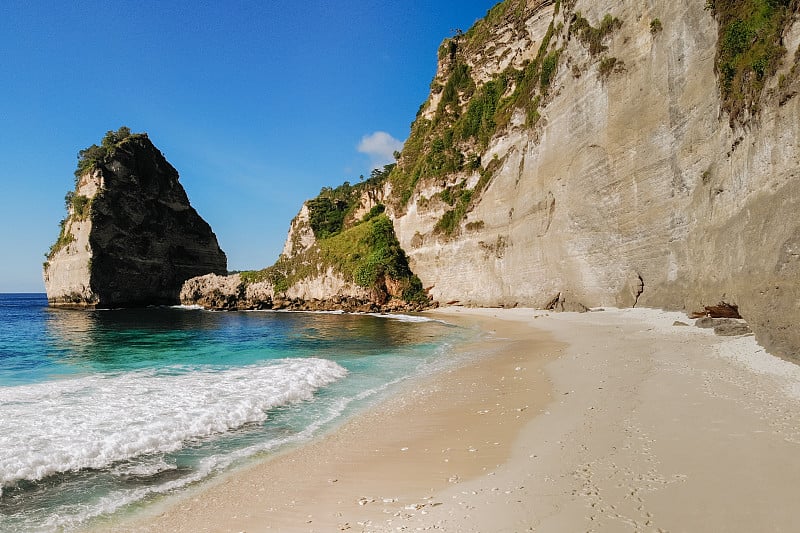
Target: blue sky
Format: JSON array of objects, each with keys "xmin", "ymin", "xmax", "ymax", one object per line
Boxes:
[{"xmin": 0, "ymin": 0, "xmax": 498, "ymax": 292}]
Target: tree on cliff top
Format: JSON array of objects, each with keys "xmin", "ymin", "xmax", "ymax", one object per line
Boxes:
[
  {"xmin": 74, "ymin": 126, "xmax": 137, "ymax": 182},
  {"xmin": 306, "ymin": 163, "xmax": 395, "ymax": 239}
]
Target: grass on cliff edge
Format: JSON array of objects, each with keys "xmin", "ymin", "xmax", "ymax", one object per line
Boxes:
[
  {"xmin": 47, "ymin": 127, "xmax": 139, "ymax": 262},
  {"xmin": 306, "ymin": 164, "xmax": 394, "ymax": 240},
  {"xmin": 241, "ymin": 214, "xmax": 427, "ymax": 303},
  {"xmin": 708, "ymin": 0, "xmax": 798, "ymax": 123},
  {"xmin": 389, "ymin": 3, "xmax": 624, "ymax": 213},
  {"xmin": 389, "ymin": 22, "xmax": 557, "ymax": 209},
  {"xmin": 74, "ymin": 126, "xmax": 145, "ymax": 182}
]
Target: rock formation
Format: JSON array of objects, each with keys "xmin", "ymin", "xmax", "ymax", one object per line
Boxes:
[
  {"xmin": 179, "ymin": 182, "xmax": 431, "ymax": 313},
  {"xmin": 182, "ymin": 0, "xmax": 800, "ymax": 360},
  {"xmin": 44, "ymin": 128, "xmax": 227, "ymax": 307}
]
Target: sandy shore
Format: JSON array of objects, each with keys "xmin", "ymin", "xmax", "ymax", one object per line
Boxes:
[{"xmin": 97, "ymin": 307, "xmax": 800, "ymax": 532}]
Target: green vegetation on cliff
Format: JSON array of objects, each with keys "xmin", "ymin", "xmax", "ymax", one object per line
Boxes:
[
  {"xmin": 330, "ymin": 214, "xmax": 423, "ymax": 299},
  {"xmin": 307, "ymin": 164, "xmax": 394, "ymax": 239},
  {"xmin": 707, "ymin": 0, "xmax": 798, "ymax": 123},
  {"xmin": 64, "ymin": 192, "xmax": 90, "ymax": 220},
  {"xmin": 390, "ymin": 0, "xmax": 612, "ymax": 235},
  {"xmin": 388, "ymin": 0, "xmax": 626, "ymax": 227},
  {"xmin": 48, "ymin": 127, "xmax": 141, "ymax": 261},
  {"xmin": 74, "ymin": 126, "xmax": 139, "ymax": 181},
  {"xmin": 650, "ymin": 18, "xmax": 663, "ymax": 34},
  {"xmin": 44, "ymin": 219, "xmax": 75, "ymax": 264},
  {"xmin": 459, "ymin": 0, "xmax": 527, "ymax": 53},
  {"xmin": 244, "ymin": 213, "xmax": 426, "ymax": 303},
  {"xmin": 238, "ymin": 162, "xmax": 426, "ymax": 304},
  {"xmin": 390, "ymin": 23, "xmax": 558, "ymax": 209},
  {"xmin": 570, "ymin": 13, "xmax": 622, "ymax": 56}
]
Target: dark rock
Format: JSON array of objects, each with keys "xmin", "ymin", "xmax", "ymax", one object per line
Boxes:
[{"xmin": 44, "ymin": 132, "xmax": 226, "ymax": 307}]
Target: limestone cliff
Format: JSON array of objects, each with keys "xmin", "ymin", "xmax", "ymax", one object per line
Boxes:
[
  {"xmin": 44, "ymin": 128, "xmax": 227, "ymax": 307},
  {"xmin": 385, "ymin": 0, "xmax": 800, "ymax": 358},
  {"xmin": 182, "ymin": 0, "xmax": 800, "ymax": 360}
]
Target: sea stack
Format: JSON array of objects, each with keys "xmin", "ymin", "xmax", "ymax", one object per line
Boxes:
[{"xmin": 43, "ymin": 127, "xmax": 227, "ymax": 308}]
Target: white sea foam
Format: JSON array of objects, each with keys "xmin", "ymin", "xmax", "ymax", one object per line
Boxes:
[
  {"xmin": 34, "ymin": 371, "xmax": 397, "ymax": 532},
  {"xmin": 247, "ymin": 309, "xmax": 442, "ymax": 323},
  {"xmin": 170, "ymin": 304, "xmax": 205, "ymax": 310},
  {"xmin": 0, "ymin": 358, "xmax": 347, "ymax": 492},
  {"xmin": 366, "ymin": 313, "xmax": 440, "ymax": 323},
  {"xmin": 110, "ymin": 456, "xmax": 177, "ymax": 478}
]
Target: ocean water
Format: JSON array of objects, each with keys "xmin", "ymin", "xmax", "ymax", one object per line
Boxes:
[{"xmin": 0, "ymin": 293, "xmax": 466, "ymax": 532}]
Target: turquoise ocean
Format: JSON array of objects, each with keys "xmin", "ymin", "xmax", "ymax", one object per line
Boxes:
[{"xmin": 0, "ymin": 293, "xmax": 467, "ymax": 532}]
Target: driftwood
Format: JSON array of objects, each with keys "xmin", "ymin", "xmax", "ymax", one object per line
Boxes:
[{"xmin": 690, "ymin": 302, "xmax": 742, "ymax": 319}]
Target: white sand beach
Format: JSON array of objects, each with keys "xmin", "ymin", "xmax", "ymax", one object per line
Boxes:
[{"xmin": 99, "ymin": 307, "xmax": 800, "ymax": 532}]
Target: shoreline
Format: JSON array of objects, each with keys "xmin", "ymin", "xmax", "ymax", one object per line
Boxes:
[
  {"xmin": 94, "ymin": 307, "xmax": 561, "ymax": 532},
  {"xmin": 93, "ymin": 306, "xmax": 800, "ymax": 532}
]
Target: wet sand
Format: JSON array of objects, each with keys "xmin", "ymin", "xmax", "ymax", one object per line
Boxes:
[{"xmin": 98, "ymin": 307, "xmax": 800, "ymax": 532}]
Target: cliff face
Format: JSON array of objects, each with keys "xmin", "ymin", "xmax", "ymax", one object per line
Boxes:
[
  {"xmin": 44, "ymin": 131, "xmax": 227, "ymax": 307},
  {"xmin": 388, "ymin": 0, "xmax": 800, "ymax": 358}
]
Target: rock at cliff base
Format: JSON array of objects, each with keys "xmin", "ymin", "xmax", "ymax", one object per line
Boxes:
[{"xmin": 713, "ymin": 322, "xmax": 753, "ymax": 337}]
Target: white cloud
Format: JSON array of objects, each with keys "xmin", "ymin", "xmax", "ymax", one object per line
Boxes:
[{"xmin": 357, "ymin": 131, "xmax": 404, "ymax": 170}]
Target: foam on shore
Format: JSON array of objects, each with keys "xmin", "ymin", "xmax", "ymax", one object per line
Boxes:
[{"xmin": 0, "ymin": 358, "xmax": 347, "ymax": 493}]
